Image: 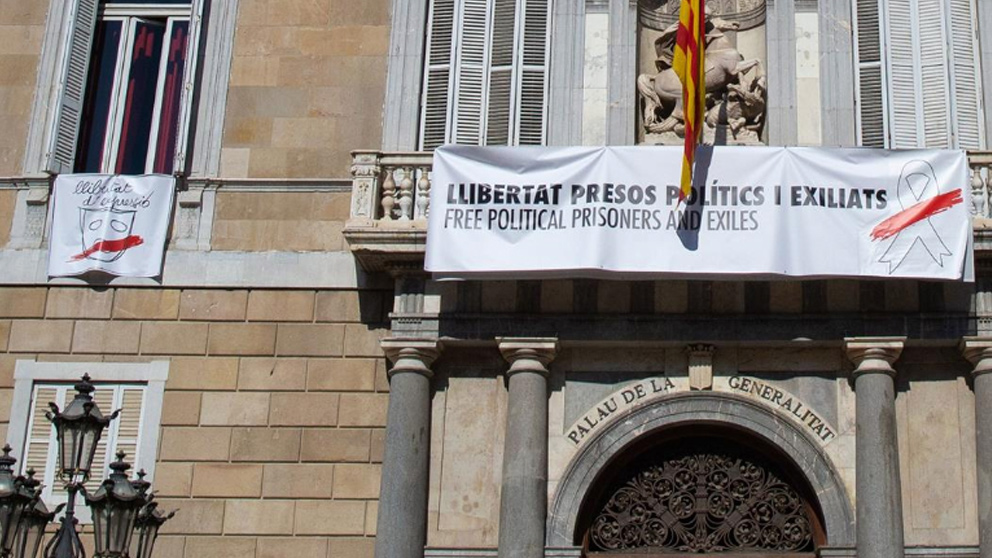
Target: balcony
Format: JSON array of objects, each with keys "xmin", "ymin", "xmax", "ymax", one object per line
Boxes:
[{"xmin": 344, "ymin": 149, "xmax": 992, "ymax": 274}]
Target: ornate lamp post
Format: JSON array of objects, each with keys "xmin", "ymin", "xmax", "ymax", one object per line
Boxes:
[
  {"xmin": 0, "ymin": 375, "xmax": 178, "ymax": 558},
  {"xmin": 0, "ymin": 446, "xmax": 33, "ymax": 558},
  {"xmin": 44, "ymin": 374, "xmax": 119, "ymax": 558}
]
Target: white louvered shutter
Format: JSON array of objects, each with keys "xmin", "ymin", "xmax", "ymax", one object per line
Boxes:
[
  {"xmin": 946, "ymin": 0, "xmax": 985, "ymax": 148},
  {"xmin": 486, "ymin": 0, "xmax": 517, "ymax": 145},
  {"xmin": 855, "ymin": 0, "xmax": 886, "ymax": 147},
  {"xmin": 22, "ymin": 386, "xmax": 66, "ymax": 503},
  {"xmin": 884, "ymin": 0, "xmax": 924, "ymax": 147},
  {"xmin": 84, "ymin": 387, "xmax": 116, "ymax": 494},
  {"xmin": 46, "ymin": 0, "xmax": 100, "ymax": 174},
  {"xmin": 172, "ymin": 0, "xmax": 206, "ymax": 173},
  {"xmin": 515, "ymin": 0, "xmax": 549, "ymax": 145},
  {"xmin": 917, "ymin": 0, "xmax": 951, "ymax": 147},
  {"xmin": 452, "ymin": 0, "xmax": 491, "ymax": 144},
  {"xmin": 422, "ymin": 0, "xmax": 457, "ymax": 150}
]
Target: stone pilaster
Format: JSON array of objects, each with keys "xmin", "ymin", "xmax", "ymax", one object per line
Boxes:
[
  {"xmin": 961, "ymin": 337, "xmax": 992, "ymax": 558},
  {"xmin": 496, "ymin": 338, "xmax": 559, "ymax": 558},
  {"xmin": 375, "ymin": 339, "xmax": 441, "ymax": 558},
  {"xmin": 845, "ymin": 337, "xmax": 905, "ymax": 558}
]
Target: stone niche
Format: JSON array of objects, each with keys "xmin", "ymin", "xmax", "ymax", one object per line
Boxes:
[{"xmin": 636, "ymin": 0, "xmax": 767, "ymax": 145}]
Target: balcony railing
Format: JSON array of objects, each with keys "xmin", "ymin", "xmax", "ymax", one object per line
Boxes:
[{"xmin": 344, "ymin": 149, "xmax": 992, "ymax": 271}]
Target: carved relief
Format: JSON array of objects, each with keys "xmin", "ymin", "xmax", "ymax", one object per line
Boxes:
[
  {"xmin": 589, "ymin": 449, "xmax": 815, "ymax": 552},
  {"xmin": 637, "ymin": 0, "xmax": 767, "ymax": 145}
]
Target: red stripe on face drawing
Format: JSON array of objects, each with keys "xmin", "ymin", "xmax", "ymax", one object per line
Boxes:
[{"xmin": 69, "ymin": 235, "xmax": 144, "ymax": 262}]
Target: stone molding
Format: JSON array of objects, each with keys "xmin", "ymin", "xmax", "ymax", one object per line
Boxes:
[
  {"xmin": 844, "ymin": 337, "xmax": 906, "ymax": 378},
  {"xmin": 961, "ymin": 337, "xmax": 992, "ymax": 377},
  {"xmin": 546, "ymin": 391, "xmax": 855, "ymax": 547},
  {"xmin": 497, "ymin": 338, "xmax": 560, "ymax": 377},
  {"xmin": 382, "ymin": 338, "xmax": 441, "ymax": 379}
]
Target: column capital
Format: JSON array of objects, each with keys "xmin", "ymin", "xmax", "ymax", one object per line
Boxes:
[
  {"xmin": 381, "ymin": 338, "xmax": 442, "ymax": 379},
  {"xmin": 497, "ymin": 337, "xmax": 560, "ymax": 377},
  {"xmin": 960, "ymin": 336, "xmax": 992, "ymax": 377},
  {"xmin": 844, "ymin": 337, "xmax": 905, "ymax": 378}
]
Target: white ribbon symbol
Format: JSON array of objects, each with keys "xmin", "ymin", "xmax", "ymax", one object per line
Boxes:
[{"xmin": 876, "ymin": 160, "xmax": 952, "ymax": 274}]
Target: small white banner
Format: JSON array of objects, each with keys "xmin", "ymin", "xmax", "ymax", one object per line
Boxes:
[
  {"xmin": 48, "ymin": 174, "xmax": 176, "ymax": 278},
  {"xmin": 426, "ymin": 146, "xmax": 974, "ymax": 281}
]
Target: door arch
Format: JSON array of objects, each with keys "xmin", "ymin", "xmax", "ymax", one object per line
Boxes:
[{"xmin": 547, "ymin": 392, "xmax": 855, "ymax": 550}]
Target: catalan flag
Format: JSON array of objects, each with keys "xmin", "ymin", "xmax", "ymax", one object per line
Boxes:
[{"xmin": 672, "ymin": 0, "xmax": 706, "ymax": 202}]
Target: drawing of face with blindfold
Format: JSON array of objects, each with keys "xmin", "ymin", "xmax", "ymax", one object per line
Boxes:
[{"xmin": 72, "ymin": 207, "xmax": 143, "ymax": 263}]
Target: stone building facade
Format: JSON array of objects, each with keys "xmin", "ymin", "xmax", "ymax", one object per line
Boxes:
[{"xmin": 0, "ymin": 1, "xmax": 991, "ymax": 558}]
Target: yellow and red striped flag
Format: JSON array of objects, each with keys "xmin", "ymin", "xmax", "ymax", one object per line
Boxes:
[{"xmin": 672, "ymin": 0, "xmax": 706, "ymax": 202}]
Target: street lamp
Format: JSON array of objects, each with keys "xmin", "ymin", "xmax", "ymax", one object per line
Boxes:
[
  {"xmin": 45, "ymin": 374, "xmax": 118, "ymax": 558},
  {"xmin": 0, "ymin": 446, "xmax": 33, "ymax": 558},
  {"xmin": 0, "ymin": 375, "xmax": 177, "ymax": 558},
  {"xmin": 12, "ymin": 471, "xmax": 57, "ymax": 558}
]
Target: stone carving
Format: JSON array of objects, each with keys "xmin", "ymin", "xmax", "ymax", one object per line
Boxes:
[
  {"xmin": 640, "ymin": 0, "xmax": 767, "ymax": 32},
  {"xmin": 589, "ymin": 449, "xmax": 814, "ymax": 552},
  {"xmin": 637, "ymin": 2, "xmax": 767, "ymax": 145}
]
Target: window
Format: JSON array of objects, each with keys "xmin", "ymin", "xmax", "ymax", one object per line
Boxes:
[
  {"xmin": 8, "ymin": 361, "xmax": 168, "ymax": 523},
  {"xmin": 47, "ymin": 0, "xmax": 204, "ymax": 175},
  {"xmin": 420, "ymin": 0, "xmax": 551, "ymax": 149},
  {"xmin": 853, "ymin": 0, "xmax": 986, "ymax": 149}
]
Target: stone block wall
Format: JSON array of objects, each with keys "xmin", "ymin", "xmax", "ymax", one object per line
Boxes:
[
  {"xmin": 220, "ymin": 0, "xmax": 391, "ymax": 179},
  {"xmin": 0, "ymin": 285, "xmax": 392, "ymax": 558},
  {"xmin": 0, "ymin": 0, "xmax": 45, "ymax": 175}
]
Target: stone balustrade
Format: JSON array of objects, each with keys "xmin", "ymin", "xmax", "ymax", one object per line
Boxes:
[{"xmin": 344, "ymin": 149, "xmax": 992, "ymax": 272}]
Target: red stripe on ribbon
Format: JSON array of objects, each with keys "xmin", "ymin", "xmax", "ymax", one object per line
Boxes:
[
  {"xmin": 870, "ymin": 189, "xmax": 963, "ymax": 242},
  {"xmin": 69, "ymin": 235, "xmax": 145, "ymax": 262}
]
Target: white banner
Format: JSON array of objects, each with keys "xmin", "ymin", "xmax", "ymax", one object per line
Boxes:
[
  {"xmin": 48, "ymin": 174, "xmax": 176, "ymax": 278},
  {"xmin": 426, "ymin": 146, "xmax": 974, "ymax": 281}
]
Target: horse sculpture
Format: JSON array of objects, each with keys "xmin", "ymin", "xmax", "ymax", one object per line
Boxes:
[{"xmin": 636, "ymin": 13, "xmax": 763, "ymax": 136}]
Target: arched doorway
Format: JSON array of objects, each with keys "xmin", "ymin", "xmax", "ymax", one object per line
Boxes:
[
  {"xmin": 576, "ymin": 426, "xmax": 825, "ymax": 556},
  {"xmin": 547, "ymin": 393, "xmax": 855, "ymax": 552}
]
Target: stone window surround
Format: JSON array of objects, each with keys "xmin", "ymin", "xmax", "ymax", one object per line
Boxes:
[
  {"xmin": 381, "ymin": 0, "xmax": 863, "ymax": 149},
  {"xmin": 20, "ymin": 0, "xmax": 240, "ymax": 180},
  {"xmin": 6, "ymin": 359, "xmax": 170, "ymax": 515}
]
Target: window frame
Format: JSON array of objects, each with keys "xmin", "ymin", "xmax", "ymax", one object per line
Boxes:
[
  {"xmin": 7, "ymin": 360, "xmax": 169, "ymax": 524},
  {"xmin": 21, "ymin": 0, "xmax": 232, "ymax": 178}
]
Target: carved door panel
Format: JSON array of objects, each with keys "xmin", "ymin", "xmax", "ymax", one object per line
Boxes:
[{"xmin": 580, "ymin": 436, "xmax": 822, "ymax": 556}]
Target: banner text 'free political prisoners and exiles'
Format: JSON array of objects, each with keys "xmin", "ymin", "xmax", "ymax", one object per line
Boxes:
[{"xmin": 425, "ymin": 146, "xmax": 974, "ymax": 281}]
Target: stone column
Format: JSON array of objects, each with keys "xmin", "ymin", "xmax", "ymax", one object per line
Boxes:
[
  {"xmin": 497, "ymin": 338, "xmax": 559, "ymax": 558},
  {"xmin": 375, "ymin": 339, "xmax": 441, "ymax": 558},
  {"xmin": 962, "ymin": 337, "xmax": 992, "ymax": 558},
  {"xmin": 845, "ymin": 337, "xmax": 905, "ymax": 558}
]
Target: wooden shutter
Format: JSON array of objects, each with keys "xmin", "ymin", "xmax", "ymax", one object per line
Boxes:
[
  {"xmin": 854, "ymin": 0, "xmax": 887, "ymax": 147},
  {"xmin": 917, "ymin": 0, "xmax": 951, "ymax": 147},
  {"xmin": 172, "ymin": 0, "xmax": 206, "ymax": 173},
  {"xmin": 946, "ymin": 0, "xmax": 985, "ymax": 148},
  {"xmin": 46, "ymin": 0, "xmax": 100, "ymax": 174},
  {"xmin": 452, "ymin": 0, "xmax": 491, "ymax": 144},
  {"xmin": 22, "ymin": 386, "xmax": 66, "ymax": 503},
  {"xmin": 485, "ymin": 0, "xmax": 517, "ymax": 145},
  {"xmin": 421, "ymin": 0, "xmax": 457, "ymax": 150},
  {"xmin": 884, "ymin": 0, "xmax": 924, "ymax": 147},
  {"xmin": 515, "ymin": 0, "xmax": 549, "ymax": 145}
]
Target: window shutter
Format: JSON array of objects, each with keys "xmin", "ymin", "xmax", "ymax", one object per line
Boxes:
[
  {"xmin": 884, "ymin": 0, "xmax": 924, "ymax": 147},
  {"xmin": 917, "ymin": 0, "xmax": 951, "ymax": 147},
  {"xmin": 854, "ymin": 0, "xmax": 886, "ymax": 147},
  {"xmin": 172, "ymin": 0, "xmax": 206, "ymax": 173},
  {"xmin": 946, "ymin": 0, "xmax": 985, "ymax": 148},
  {"xmin": 84, "ymin": 387, "xmax": 116, "ymax": 494},
  {"xmin": 22, "ymin": 387, "xmax": 65, "ymax": 502},
  {"xmin": 46, "ymin": 0, "xmax": 100, "ymax": 174},
  {"xmin": 485, "ymin": 0, "xmax": 517, "ymax": 145},
  {"xmin": 514, "ymin": 0, "xmax": 549, "ymax": 145},
  {"xmin": 422, "ymin": 0, "xmax": 457, "ymax": 150},
  {"xmin": 452, "ymin": 0, "xmax": 491, "ymax": 145},
  {"xmin": 111, "ymin": 387, "xmax": 146, "ymax": 469}
]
